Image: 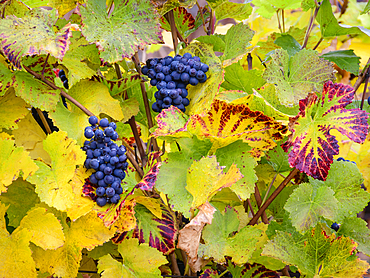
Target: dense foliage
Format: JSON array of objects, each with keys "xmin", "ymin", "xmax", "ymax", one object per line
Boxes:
[{"xmin": 0, "ymin": 0, "xmax": 370, "ymax": 277}]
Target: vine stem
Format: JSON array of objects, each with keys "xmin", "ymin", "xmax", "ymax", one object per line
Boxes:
[
  {"xmin": 246, "ymin": 199, "xmax": 255, "ymax": 216},
  {"xmin": 276, "ymin": 10, "xmax": 283, "ymax": 33},
  {"xmin": 254, "ymin": 185, "xmax": 269, "ymax": 224},
  {"xmin": 262, "ymin": 173, "xmax": 278, "ymax": 205},
  {"xmin": 166, "ymin": 10, "xmax": 178, "ymax": 51},
  {"xmin": 301, "ymin": 5, "xmax": 320, "ymax": 49},
  {"xmin": 209, "ymin": 9, "xmax": 216, "ymax": 35},
  {"xmin": 282, "ymin": 9, "xmax": 285, "ymax": 33},
  {"xmin": 248, "ymin": 168, "xmax": 299, "ymax": 226},
  {"xmin": 132, "ymin": 53, "xmax": 160, "ymax": 157},
  {"xmin": 36, "ymin": 108, "xmax": 52, "ymax": 134},
  {"xmin": 127, "ymin": 149, "xmax": 144, "ymax": 178},
  {"xmin": 196, "ymin": 1, "xmax": 208, "ymax": 34},
  {"xmin": 169, "ymin": 252, "xmax": 181, "ymax": 276},
  {"xmin": 360, "ymin": 70, "xmax": 369, "ymax": 110},
  {"xmin": 353, "ymin": 58, "xmax": 370, "ymax": 94},
  {"xmin": 23, "ymin": 65, "xmax": 94, "ymax": 116},
  {"xmin": 41, "ymin": 54, "xmax": 49, "ymax": 80},
  {"xmin": 114, "ymin": 63, "xmax": 147, "ymax": 166}
]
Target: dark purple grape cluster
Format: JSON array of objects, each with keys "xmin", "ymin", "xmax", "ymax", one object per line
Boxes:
[
  {"xmin": 141, "ymin": 53, "xmax": 209, "ymax": 113},
  {"xmin": 58, "ymin": 69, "xmax": 69, "ymax": 89},
  {"xmin": 82, "ymin": 116, "xmax": 128, "ymax": 207}
]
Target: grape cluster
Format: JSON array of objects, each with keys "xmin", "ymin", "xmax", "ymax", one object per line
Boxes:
[
  {"xmin": 141, "ymin": 53, "xmax": 209, "ymax": 113},
  {"xmin": 82, "ymin": 116, "xmax": 128, "ymax": 207}
]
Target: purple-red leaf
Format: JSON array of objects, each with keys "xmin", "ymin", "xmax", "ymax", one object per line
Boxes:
[{"xmin": 282, "ymin": 81, "xmax": 369, "ymax": 180}]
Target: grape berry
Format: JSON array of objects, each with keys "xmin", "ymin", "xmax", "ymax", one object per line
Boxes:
[
  {"xmin": 142, "ymin": 53, "xmax": 209, "ymax": 113},
  {"xmin": 82, "ymin": 116, "xmax": 128, "ymax": 207}
]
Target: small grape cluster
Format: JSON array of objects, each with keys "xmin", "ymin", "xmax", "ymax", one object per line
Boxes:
[
  {"xmin": 58, "ymin": 69, "xmax": 69, "ymax": 89},
  {"xmin": 141, "ymin": 53, "xmax": 209, "ymax": 113},
  {"xmin": 82, "ymin": 116, "xmax": 128, "ymax": 207}
]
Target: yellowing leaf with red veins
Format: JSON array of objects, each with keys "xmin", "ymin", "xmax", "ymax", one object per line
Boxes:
[
  {"xmin": 0, "ymin": 88, "xmax": 28, "ymax": 130},
  {"xmin": 0, "ymin": 203, "xmax": 37, "ymax": 278},
  {"xmin": 0, "ymin": 8, "xmax": 77, "ymax": 69},
  {"xmin": 66, "ymin": 168, "xmax": 94, "ymax": 221},
  {"xmin": 0, "ymin": 134, "xmax": 38, "ymax": 193},
  {"xmin": 18, "ymin": 207, "xmax": 65, "ymax": 250},
  {"xmin": 282, "ymin": 81, "xmax": 369, "ymax": 181},
  {"xmin": 186, "ymin": 156, "xmax": 243, "ymax": 209},
  {"xmin": 177, "ymin": 202, "xmax": 216, "ymax": 272},
  {"xmin": 97, "ymin": 238, "xmax": 168, "ymax": 278},
  {"xmin": 187, "ymin": 99, "xmax": 287, "ymax": 156},
  {"xmin": 26, "ymin": 131, "xmax": 85, "ymax": 211},
  {"xmin": 112, "ymin": 198, "xmax": 137, "ymax": 233}
]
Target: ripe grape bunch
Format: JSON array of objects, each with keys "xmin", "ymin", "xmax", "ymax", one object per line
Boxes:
[
  {"xmin": 141, "ymin": 53, "xmax": 209, "ymax": 113},
  {"xmin": 82, "ymin": 116, "xmax": 128, "ymax": 207},
  {"xmin": 58, "ymin": 69, "xmax": 69, "ymax": 89}
]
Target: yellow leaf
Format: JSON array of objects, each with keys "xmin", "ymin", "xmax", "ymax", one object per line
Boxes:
[
  {"xmin": 0, "ymin": 88, "xmax": 29, "ymax": 130},
  {"xmin": 0, "ymin": 134, "xmax": 38, "ymax": 193},
  {"xmin": 26, "ymin": 131, "xmax": 85, "ymax": 211},
  {"xmin": 18, "ymin": 207, "xmax": 65, "ymax": 250},
  {"xmin": 186, "ymin": 156, "xmax": 243, "ymax": 208},
  {"xmin": 12, "ymin": 111, "xmax": 51, "ymax": 164},
  {"xmin": 112, "ymin": 198, "xmax": 137, "ymax": 233},
  {"xmin": 135, "ymin": 196, "xmax": 162, "ymax": 219}
]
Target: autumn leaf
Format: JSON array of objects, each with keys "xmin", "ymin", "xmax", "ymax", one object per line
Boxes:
[{"xmin": 282, "ymin": 81, "xmax": 369, "ymax": 180}]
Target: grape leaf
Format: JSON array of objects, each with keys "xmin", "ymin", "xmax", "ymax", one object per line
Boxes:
[
  {"xmin": 212, "ymin": 1, "xmax": 252, "ymax": 23},
  {"xmin": 60, "ymin": 36, "xmax": 100, "ymax": 86},
  {"xmin": 309, "ymin": 161, "xmax": 370, "ymax": 221},
  {"xmin": 284, "ymin": 183, "xmax": 338, "ymax": 232},
  {"xmin": 11, "ymin": 111, "xmax": 51, "ymax": 164},
  {"xmin": 338, "ymin": 217, "xmax": 370, "ymax": 256},
  {"xmin": 18, "ymin": 207, "xmax": 65, "ymax": 250},
  {"xmin": 22, "ymin": 55, "xmax": 55, "ymax": 83},
  {"xmin": 33, "ymin": 211, "xmax": 114, "ymax": 278},
  {"xmin": 26, "ymin": 131, "xmax": 85, "ymax": 211},
  {"xmin": 265, "ymin": 140, "xmax": 291, "ymax": 173},
  {"xmin": 274, "ymin": 34, "xmax": 301, "ymax": 57},
  {"xmin": 187, "ymin": 99, "xmax": 287, "ymax": 156},
  {"xmin": 79, "ymin": 0, "xmax": 163, "ymax": 63},
  {"xmin": 177, "ymin": 202, "xmax": 216, "ymax": 272},
  {"xmin": 215, "ymin": 141, "xmax": 257, "ymax": 200},
  {"xmin": 221, "ymin": 63, "xmax": 266, "ymax": 93},
  {"xmin": 262, "ymin": 225, "xmax": 369, "ymax": 278},
  {"xmin": 320, "ymin": 50, "xmax": 361, "ymax": 75},
  {"xmin": 155, "ymin": 0, "xmax": 197, "ymax": 16},
  {"xmin": 0, "ymin": 211, "xmax": 37, "ymax": 278},
  {"xmin": 47, "ymin": 0, "xmax": 80, "ymax": 17},
  {"xmin": 196, "ymin": 35, "xmax": 226, "ymax": 53},
  {"xmin": 49, "ymin": 80, "xmax": 124, "ymax": 145},
  {"xmin": 0, "ymin": 134, "xmax": 38, "ymax": 193},
  {"xmin": 282, "ymin": 81, "xmax": 369, "ymax": 180},
  {"xmin": 2, "ymin": 0, "xmax": 29, "ymax": 17},
  {"xmin": 97, "ymin": 238, "xmax": 167, "ymax": 278},
  {"xmin": 0, "ymin": 8, "xmax": 77, "ymax": 68},
  {"xmin": 111, "ymin": 198, "xmax": 137, "ymax": 233},
  {"xmin": 0, "ymin": 179, "xmax": 39, "ymax": 227},
  {"xmin": 226, "ymin": 261, "xmax": 280, "ymax": 278},
  {"xmin": 186, "ymin": 156, "xmax": 243, "ymax": 208},
  {"xmin": 92, "ymin": 74, "xmax": 142, "ymax": 98},
  {"xmin": 361, "ymin": 1, "xmax": 370, "ymax": 14},
  {"xmin": 160, "ymin": 7, "xmax": 195, "ymax": 39},
  {"xmin": 0, "ymin": 63, "xmax": 14, "ymax": 95},
  {"xmin": 252, "ymin": 0, "xmax": 301, "ymax": 18},
  {"xmin": 221, "ymin": 23, "xmax": 255, "ymax": 66},
  {"xmin": 181, "ymin": 42, "xmax": 223, "ymax": 115},
  {"xmin": 114, "ymin": 202, "xmax": 177, "ymax": 255},
  {"xmin": 316, "ymin": 0, "xmax": 370, "ymax": 37},
  {"xmin": 263, "ymin": 49, "xmax": 334, "ymax": 106},
  {"xmin": 0, "ymin": 88, "xmax": 28, "ymax": 130},
  {"xmin": 199, "ymin": 207, "xmax": 264, "ymax": 264}
]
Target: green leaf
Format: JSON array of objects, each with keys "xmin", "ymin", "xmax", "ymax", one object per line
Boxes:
[
  {"xmin": 211, "ymin": 1, "xmax": 252, "ymax": 22},
  {"xmin": 0, "ymin": 89, "xmax": 28, "ymax": 130},
  {"xmin": 0, "ymin": 8, "xmax": 76, "ymax": 68},
  {"xmin": 284, "ymin": 183, "xmax": 338, "ymax": 232},
  {"xmin": 309, "ymin": 161, "xmax": 370, "ymax": 221},
  {"xmin": 79, "ymin": 0, "xmax": 163, "ymax": 63},
  {"xmin": 185, "ymin": 156, "xmax": 243, "ymax": 208},
  {"xmin": 215, "ymin": 141, "xmax": 257, "ymax": 200},
  {"xmin": 221, "ymin": 23, "xmax": 255, "ymax": 66},
  {"xmin": 263, "ymin": 49, "xmax": 334, "ymax": 106},
  {"xmin": 196, "ymin": 35, "xmax": 226, "ymax": 53},
  {"xmin": 181, "ymin": 42, "xmax": 223, "ymax": 115},
  {"xmin": 0, "ymin": 64, "xmax": 14, "ymax": 95},
  {"xmin": 281, "ymin": 81, "xmax": 369, "ymax": 181},
  {"xmin": 320, "ymin": 50, "xmax": 361, "ymax": 75},
  {"xmin": 49, "ymin": 80, "xmax": 124, "ymax": 145},
  {"xmin": 338, "ymin": 217, "xmax": 370, "ymax": 256},
  {"xmin": 265, "ymin": 140, "xmax": 291, "ymax": 173},
  {"xmin": 274, "ymin": 34, "xmax": 301, "ymax": 57},
  {"xmin": 199, "ymin": 207, "xmax": 263, "ymax": 264},
  {"xmin": 361, "ymin": 1, "xmax": 370, "ymax": 14},
  {"xmin": 221, "ymin": 63, "xmax": 266, "ymax": 93},
  {"xmin": 0, "ymin": 179, "xmax": 39, "ymax": 227},
  {"xmin": 262, "ymin": 225, "xmax": 369, "ymax": 278},
  {"xmin": 316, "ymin": 0, "xmax": 370, "ymax": 37},
  {"xmin": 97, "ymin": 238, "xmax": 167, "ymax": 278},
  {"xmin": 252, "ymin": 0, "xmax": 301, "ymax": 18}
]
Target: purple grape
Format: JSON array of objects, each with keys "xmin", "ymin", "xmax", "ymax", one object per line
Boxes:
[
  {"xmin": 180, "ymin": 88, "xmax": 188, "ymax": 98},
  {"xmin": 189, "ymin": 77, "xmax": 199, "ymax": 86},
  {"xmin": 177, "ymin": 83, "xmax": 186, "ymax": 89},
  {"xmin": 201, "ymin": 64, "xmax": 209, "ymax": 72},
  {"xmin": 154, "ymin": 63, "xmax": 162, "ymax": 72},
  {"xmin": 183, "ymin": 53, "xmax": 192, "ymax": 59},
  {"xmin": 176, "ymin": 63, "xmax": 185, "ymax": 73},
  {"xmin": 119, "ymin": 154, "xmax": 127, "ymax": 162},
  {"xmin": 109, "ymin": 122, "xmax": 116, "ymax": 130},
  {"xmin": 162, "ymin": 66, "xmax": 171, "ymax": 75},
  {"xmin": 163, "ymin": 97, "xmax": 172, "ymax": 105},
  {"xmin": 170, "ymin": 61, "xmax": 179, "ymax": 70},
  {"xmin": 104, "ymin": 175, "xmax": 114, "ymax": 184},
  {"xmin": 89, "ymin": 173, "xmax": 98, "ymax": 184},
  {"xmin": 106, "ymin": 187, "xmax": 115, "ymax": 197},
  {"xmin": 177, "ymin": 103, "xmax": 185, "ymax": 112},
  {"xmin": 96, "ymin": 187, "xmax": 105, "ymax": 197},
  {"xmin": 189, "ymin": 68, "xmax": 197, "ymax": 77},
  {"xmin": 150, "ymin": 79, "xmax": 157, "ymax": 86},
  {"xmin": 182, "ymin": 98, "xmax": 190, "ymax": 106},
  {"xmin": 167, "ymin": 81, "xmax": 176, "ymax": 89},
  {"xmin": 152, "ymin": 102, "xmax": 161, "ymax": 112},
  {"xmin": 169, "ymin": 90, "xmax": 179, "ymax": 99},
  {"xmin": 95, "ymin": 171, "xmax": 104, "ymax": 180},
  {"xmin": 98, "ymin": 179, "xmax": 107, "ymax": 187},
  {"xmin": 89, "ymin": 159, "xmax": 99, "ymax": 170},
  {"xmin": 156, "ymin": 72, "xmax": 165, "ymax": 81},
  {"xmin": 100, "ymin": 118, "xmax": 109, "ymax": 127},
  {"xmin": 193, "ymin": 62, "xmax": 201, "ymax": 70},
  {"xmin": 104, "ymin": 167, "xmax": 113, "ymax": 175},
  {"xmin": 196, "ymin": 71, "xmax": 205, "ymax": 80},
  {"xmin": 181, "ymin": 73, "xmax": 190, "ymax": 83},
  {"xmin": 172, "ymin": 96, "xmax": 183, "ymax": 105},
  {"xmin": 173, "ymin": 54, "xmax": 182, "ymax": 61},
  {"xmin": 96, "ymin": 197, "xmax": 107, "ymax": 207},
  {"xmin": 171, "ymin": 71, "xmax": 181, "ymax": 80},
  {"xmin": 111, "ymin": 194, "xmax": 121, "ymax": 204},
  {"xmin": 164, "ymin": 74, "xmax": 172, "ymax": 82},
  {"xmin": 84, "ymin": 128, "xmax": 94, "ymax": 139},
  {"xmin": 193, "ymin": 56, "xmax": 201, "ymax": 62},
  {"xmin": 148, "ymin": 69, "xmax": 156, "ymax": 79},
  {"xmin": 141, "ymin": 65, "xmax": 149, "ymax": 75},
  {"xmin": 89, "ymin": 116, "xmax": 98, "ymax": 125}
]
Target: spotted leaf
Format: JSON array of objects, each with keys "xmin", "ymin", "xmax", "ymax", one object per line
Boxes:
[
  {"xmin": 160, "ymin": 7, "xmax": 195, "ymax": 39},
  {"xmin": 0, "ymin": 8, "xmax": 77, "ymax": 69},
  {"xmin": 282, "ymin": 81, "xmax": 369, "ymax": 180},
  {"xmin": 79, "ymin": 0, "xmax": 163, "ymax": 63}
]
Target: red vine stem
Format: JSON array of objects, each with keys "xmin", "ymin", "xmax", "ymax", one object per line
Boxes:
[
  {"xmin": 196, "ymin": 1, "xmax": 208, "ymax": 34},
  {"xmin": 360, "ymin": 70, "xmax": 369, "ymax": 110},
  {"xmin": 354, "ymin": 58, "xmax": 370, "ymax": 94},
  {"xmin": 254, "ymin": 185, "xmax": 269, "ymax": 224},
  {"xmin": 36, "ymin": 108, "xmax": 52, "ymax": 134},
  {"xmin": 248, "ymin": 168, "xmax": 299, "ymax": 226},
  {"xmin": 301, "ymin": 5, "xmax": 321, "ymax": 49},
  {"xmin": 166, "ymin": 10, "xmax": 178, "ymax": 51}
]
